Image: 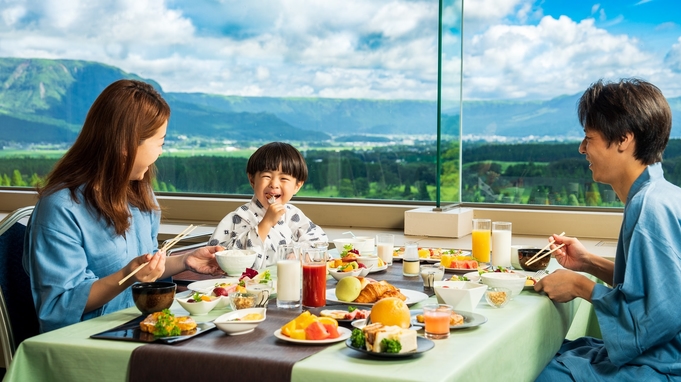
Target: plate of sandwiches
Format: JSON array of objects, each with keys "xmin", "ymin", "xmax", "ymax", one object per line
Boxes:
[{"xmin": 345, "ymin": 322, "xmax": 434, "ymax": 358}]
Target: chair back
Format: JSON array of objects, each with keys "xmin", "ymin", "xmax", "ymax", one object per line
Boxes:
[{"xmin": 0, "ymin": 206, "xmax": 39, "ymax": 367}]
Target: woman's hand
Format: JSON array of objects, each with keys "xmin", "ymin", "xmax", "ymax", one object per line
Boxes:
[
  {"xmin": 184, "ymin": 245, "xmax": 226, "ymax": 276},
  {"xmin": 130, "ymin": 250, "xmax": 166, "ymax": 282},
  {"xmin": 534, "ymin": 269, "xmax": 594, "ymax": 303}
]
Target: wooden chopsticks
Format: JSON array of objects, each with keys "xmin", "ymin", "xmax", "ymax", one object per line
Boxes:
[
  {"xmin": 118, "ymin": 224, "xmax": 198, "ymax": 285},
  {"xmin": 524, "ymin": 231, "xmax": 565, "ymax": 266},
  {"xmin": 525, "ymin": 243, "xmax": 566, "ymax": 266}
]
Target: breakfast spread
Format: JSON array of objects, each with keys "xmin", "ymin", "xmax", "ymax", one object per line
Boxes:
[
  {"xmin": 280, "ymin": 311, "xmax": 341, "ymax": 341},
  {"xmin": 350, "ymin": 323, "xmax": 418, "ymax": 353},
  {"xmin": 139, "ymin": 309, "xmax": 197, "ymax": 336}
]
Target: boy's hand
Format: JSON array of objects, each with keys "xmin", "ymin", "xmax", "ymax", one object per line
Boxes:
[{"xmin": 259, "ymin": 200, "xmax": 286, "ymax": 240}]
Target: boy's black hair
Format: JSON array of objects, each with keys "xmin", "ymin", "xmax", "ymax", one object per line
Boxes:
[{"xmin": 246, "ymin": 142, "xmax": 308, "ymax": 182}]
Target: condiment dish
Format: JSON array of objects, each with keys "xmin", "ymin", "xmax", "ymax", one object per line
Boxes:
[
  {"xmin": 214, "ymin": 308, "xmax": 267, "ymax": 335},
  {"xmin": 176, "ymin": 295, "xmax": 220, "ymax": 315},
  {"xmin": 480, "ymin": 272, "xmax": 525, "ymax": 298}
]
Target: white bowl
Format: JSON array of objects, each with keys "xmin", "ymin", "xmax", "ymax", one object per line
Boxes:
[
  {"xmin": 433, "ymin": 281, "xmax": 486, "ymax": 311},
  {"xmin": 333, "ymin": 238, "xmax": 370, "ymax": 256},
  {"xmin": 356, "ymin": 256, "xmax": 379, "ymax": 269},
  {"xmin": 328, "ymin": 268, "xmax": 362, "ymax": 281},
  {"xmin": 214, "ymin": 249, "xmax": 257, "ymax": 276},
  {"xmin": 214, "ymin": 307, "xmax": 267, "ymax": 335},
  {"xmin": 480, "ymin": 272, "xmax": 525, "ymax": 298},
  {"xmin": 176, "ymin": 295, "xmax": 220, "ymax": 315}
]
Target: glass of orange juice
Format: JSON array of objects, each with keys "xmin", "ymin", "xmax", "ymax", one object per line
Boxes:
[
  {"xmin": 422, "ymin": 303, "xmax": 452, "ymax": 339},
  {"xmin": 471, "ymin": 218, "xmax": 491, "ymax": 267}
]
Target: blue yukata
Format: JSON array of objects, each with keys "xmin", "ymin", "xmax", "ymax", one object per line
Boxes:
[
  {"xmin": 209, "ymin": 197, "xmax": 327, "ymax": 268},
  {"xmin": 23, "ymin": 188, "xmax": 160, "ymax": 333},
  {"xmin": 537, "ymin": 163, "xmax": 681, "ymax": 381}
]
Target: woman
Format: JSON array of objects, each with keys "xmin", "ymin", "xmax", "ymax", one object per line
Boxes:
[{"xmin": 23, "ymin": 79, "xmax": 224, "ymax": 333}]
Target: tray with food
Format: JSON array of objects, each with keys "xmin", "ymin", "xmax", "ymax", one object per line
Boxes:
[
  {"xmin": 90, "ymin": 309, "xmax": 215, "ymax": 344},
  {"xmin": 392, "ymin": 247, "xmax": 472, "ymax": 263}
]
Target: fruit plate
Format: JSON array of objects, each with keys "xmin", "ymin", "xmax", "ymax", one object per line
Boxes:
[
  {"xmin": 273, "ymin": 327, "xmax": 352, "ymax": 344},
  {"xmin": 326, "ymin": 288, "xmax": 428, "ymax": 307},
  {"xmin": 409, "ymin": 309, "xmax": 487, "ymax": 330},
  {"xmin": 308, "ymin": 305, "xmax": 370, "ymax": 324},
  {"xmin": 345, "ymin": 336, "xmax": 434, "ymax": 358},
  {"xmin": 393, "ymin": 248, "xmax": 471, "ymax": 263},
  {"xmin": 443, "ymin": 264, "xmax": 490, "ymax": 275}
]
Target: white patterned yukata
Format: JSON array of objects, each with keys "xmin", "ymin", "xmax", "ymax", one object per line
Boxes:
[{"xmin": 209, "ymin": 197, "xmax": 327, "ymax": 268}]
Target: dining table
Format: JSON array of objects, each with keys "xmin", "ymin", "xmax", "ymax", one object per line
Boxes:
[{"xmin": 2, "ymin": 258, "xmax": 600, "ymax": 382}]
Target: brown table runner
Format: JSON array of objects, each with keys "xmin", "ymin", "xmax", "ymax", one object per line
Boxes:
[{"xmin": 129, "ymin": 262, "xmax": 431, "ymax": 382}]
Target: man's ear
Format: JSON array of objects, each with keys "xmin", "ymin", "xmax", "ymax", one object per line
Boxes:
[
  {"xmin": 619, "ymin": 132, "xmax": 635, "ymax": 152},
  {"xmin": 293, "ymin": 181, "xmax": 304, "ymax": 194}
]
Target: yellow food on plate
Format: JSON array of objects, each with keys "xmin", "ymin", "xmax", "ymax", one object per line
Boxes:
[{"xmin": 417, "ymin": 248, "xmax": 430, "ymax": 258}]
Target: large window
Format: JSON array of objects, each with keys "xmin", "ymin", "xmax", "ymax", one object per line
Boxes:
[{"xmin": 1, "ymin": 0, "xmax": 679, "ymax": 209}]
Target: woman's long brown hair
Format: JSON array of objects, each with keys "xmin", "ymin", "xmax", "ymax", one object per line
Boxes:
[{"xmin": 40, "ymin": 79, "xmax": 171, "ymax": 235}]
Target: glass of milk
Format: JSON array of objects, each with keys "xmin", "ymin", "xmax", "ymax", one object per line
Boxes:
[
  {"xmin": 276, "ymin": 245, "xmax": 301, "ymax": 309},
  {"xmin": 491, "ymin": 222, "xmax": 512, "ymax": 268}
]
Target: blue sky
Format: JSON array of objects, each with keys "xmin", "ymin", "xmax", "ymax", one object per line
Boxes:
[{"xmin": 0, "ymin": 0, "xmax": 679, "ymax": 101}]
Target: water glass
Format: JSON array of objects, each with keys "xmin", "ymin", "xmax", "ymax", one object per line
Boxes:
[
  {"xmin": 471, "ymin": 219, "xmax": 491, "ymax": 266},
  {"xmin": 302, "ymin": 248, "xmax": 328, "ymax": 308},
  {"xmin": 491, "ymin": 221, "xmax": 512, "ymax": 268},
  {"xmin": 376, "ymin": 234, "xmax": 394, "ymax": 265},
  {"xmin": 276, "ymin": 245, "xmax": 301, "ymax": 309},
  {"xmin": 423, "ymin": 303, "xmax": 452, "ymax": 339}
]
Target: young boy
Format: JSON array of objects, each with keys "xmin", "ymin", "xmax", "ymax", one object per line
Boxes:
[
  {"xmin": 535, "ymin": 79, "xmax": 681, "ymax": 380},
  {"xmin": 209, "ymin": 142, "xmax": 327, "ymax": 267}
]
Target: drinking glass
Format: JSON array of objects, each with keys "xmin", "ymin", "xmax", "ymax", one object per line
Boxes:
[
  {"xmin": 245, "ymin": 279, "xmax": 274, "ymax": 308},
  {"xmin": 302, "ymin": 248, "xmax": 328, "ymax": 308},
  {"xmin": 276, "ymin": 245, "xmax": 301, "ymax": 309},
  {"xmin": 423, "ymin": 303, "xmax": 452, "ymax": 339},
  {"xmin": 420, "ymin": 264, "xmax": 445, "ymax": 291},
  {"xmin": 376, "ymin": 234, "xmax": 394, "ymax": 266},
  {"xmin": 402, "ymin": 241, "xmax": 420, "ymax": 276},
  {"xmin": 471, "ymin": 219, "xmax": 491, "ymax": 266},
  {"xmin": 491, "ymin": 221, "xmax": 512, "ymax": 268}
]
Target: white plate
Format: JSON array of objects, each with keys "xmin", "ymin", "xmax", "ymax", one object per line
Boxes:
[
  {"xmin": 273, "ymin": 326, "xmax": 352, "ymax": 344},
  {"xmin": 368, "ymin": 264, "xmax": 389, "ymax": 273},
  {"xmin": 326, "ymin": 288, "xmax": 429, "ymax": 307},
  {"xmin": 409, "ymin": 309, "xmax": 487, "ymax": 330},
  {"xmin": 187, "ymin": 278, "xmax": 241, "ymax": 293},
  {"xmin": 393, "ymin": 248, "xmax": 471, "ymax": 263},
  {"xmin": 444, "ymin": 264, "xmax": 490, "ymax": 275}
]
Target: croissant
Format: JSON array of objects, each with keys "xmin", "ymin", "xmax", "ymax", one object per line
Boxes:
[
  {"xmin": 354, "ymin": 280, "xmax": 401, "ymax": 303},
  {"xmin": 380, "ymin": 289, "xmax": 407, "ymax": 301}
]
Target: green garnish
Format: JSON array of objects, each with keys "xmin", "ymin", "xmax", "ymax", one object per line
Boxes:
[
  {"xmin": 347, "ymin": 306, "xmax": 357, "ymax": 312},
  {"xmin": 350, "ymin": 328, "xmax": 365, "ymax": 348},
  {"xmin": 381, "ymin": 338, "xmax": 402, "ymax": 353},
  {"xmin": 259, "ymin": 270, "xmax": 272, "ymax": 284},
  {"xmin": 456, "ymin": 275, "xmax": 469, "ymax": 281},
  {"xmin": 154, "ymin": 309, "xmax": 181, "ymax": 337}
]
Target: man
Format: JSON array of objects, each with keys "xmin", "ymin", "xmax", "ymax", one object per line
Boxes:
[{"xmin": 535, "ymin": 78, "xmax": 681, "ymax": 381}]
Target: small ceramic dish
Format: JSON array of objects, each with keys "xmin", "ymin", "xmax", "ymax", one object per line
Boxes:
[
  {"xmin": 176, "ymin": 295, "xmax": 220, "ymax": 315},
  {"xmin": 328, "ymin": 268, "xmax": 362, "ymax": 281},
  {"xmin": 214, "ymin": 308, "xmax": 267, "ymax": 335}
]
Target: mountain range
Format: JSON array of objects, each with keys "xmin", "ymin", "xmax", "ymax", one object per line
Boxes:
[{"xmin": 1, "ymin": 57, "xmax": 679, "ymax": 144}]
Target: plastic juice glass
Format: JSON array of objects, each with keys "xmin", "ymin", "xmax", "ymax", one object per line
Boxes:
[
  {"xmin": 423, "ymin": 303, "xmax": 452, "ymax": 339},
  {"xmin": 472, "ymin": 219, "xmax": 491, "ymax": 265},
  {"xmin": 302, "ymin": 248, "xmax": 328, "ymax": 308}
]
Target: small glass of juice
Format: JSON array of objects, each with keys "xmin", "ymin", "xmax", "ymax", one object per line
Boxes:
[{"xmin": 422, "ymin": 303, "xmax": 452, "ymax": 339}]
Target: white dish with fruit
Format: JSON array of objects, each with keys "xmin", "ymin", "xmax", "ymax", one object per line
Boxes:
[{"xmin": 176, "ymin": 293, "xmax": 221, "ymax": 315}]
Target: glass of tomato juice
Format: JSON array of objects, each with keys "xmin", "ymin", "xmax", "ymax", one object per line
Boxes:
[
  {"xmin": 302, "ymin": 248, "xmax": 328, "ymax": 308},
  {"xmin": 422, "ymin": 303, "xmax": 452, "ymax": 339}
]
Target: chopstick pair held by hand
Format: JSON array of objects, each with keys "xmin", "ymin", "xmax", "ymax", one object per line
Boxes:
[
  {"xmin": 118, "ymin": 225, "xmax": 197, "ymax": 285},
  {"xmin": 525, "ymin": 231, "xmax": 565, "ymax": 265},
  {"xmin": 525, "ymin": 243, "xmax": 566, "ymax": 266}
]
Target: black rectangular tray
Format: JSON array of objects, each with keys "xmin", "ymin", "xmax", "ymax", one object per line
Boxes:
[{"xmin": 90, "ymin": 315, "xmax": 215, "ymax": 344}]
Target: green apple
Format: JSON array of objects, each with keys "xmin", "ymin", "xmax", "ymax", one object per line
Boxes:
[{"xmin": 336, "ymin": 276, "xmax": 362, "ymax": 302}]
